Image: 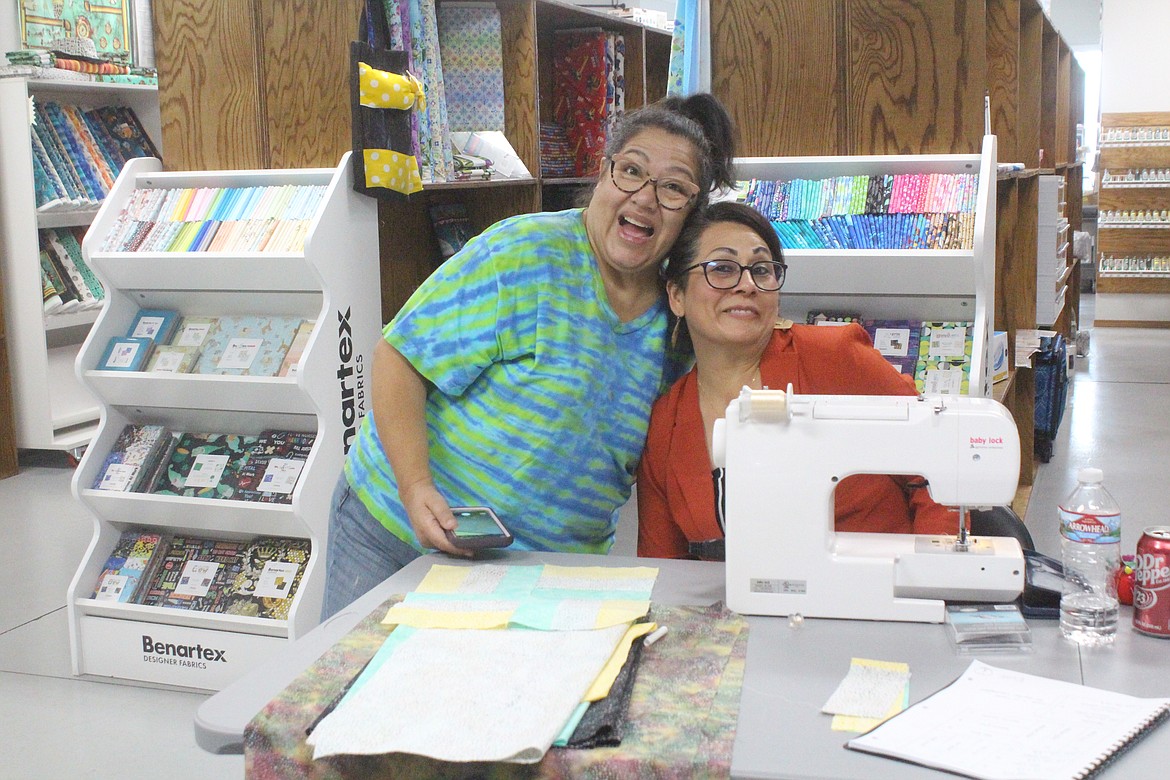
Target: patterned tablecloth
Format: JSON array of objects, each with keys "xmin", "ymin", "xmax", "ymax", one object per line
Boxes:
[{"xmin": 245, "ymin": 599, "xmax": 749, "ymax": 779}]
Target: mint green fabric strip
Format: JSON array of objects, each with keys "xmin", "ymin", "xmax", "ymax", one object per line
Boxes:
[
  {"xmin": 496, "ymin": 564, "xmax": 545, "ymax": 596},
  {"xmin": 553, "ymin": 701, "xmax": 590, "ymax": 747},
  {"xmin": 508, "ymin": 599, "xmax": 566, "ymax": 630},
  {"xmin": 341, "ymin": 625, "xmax": 417, "ymax": 704}
]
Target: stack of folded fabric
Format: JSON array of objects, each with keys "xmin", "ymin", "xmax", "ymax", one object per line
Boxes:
[
  {"xmin": 540, "ymin": 122, "xmax": 576, "ymax": 178},
  {"xmin": 3, "ymin": 37, "xmax": 156, "ymax": 84}
]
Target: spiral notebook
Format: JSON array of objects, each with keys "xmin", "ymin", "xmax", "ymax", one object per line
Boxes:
[{"xmin": 846, "ymin": 660, "xmax": 1170, "ymax": 779}]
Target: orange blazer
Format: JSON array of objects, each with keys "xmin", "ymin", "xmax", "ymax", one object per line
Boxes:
[{"xmin": 637, "ymin": 324, "xmax": 957, "ymax": 560}]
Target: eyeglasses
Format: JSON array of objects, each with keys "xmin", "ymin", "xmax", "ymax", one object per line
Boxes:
[
  {"xmin": 608, "ymin": 156, "xmax": 700, "ymax": 211},
  {"xmin": 680, "ymin": 259, "xmax": 787, "ymax": 291}
]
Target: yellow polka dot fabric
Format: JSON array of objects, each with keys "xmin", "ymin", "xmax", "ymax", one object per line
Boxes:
[
  {"xmin": 363, "ymin": 149, "xmax": 423, "ymax": 195},
  {"xmin": 357, "ymin": 62, "xmax": 426, "ymax": 111}
]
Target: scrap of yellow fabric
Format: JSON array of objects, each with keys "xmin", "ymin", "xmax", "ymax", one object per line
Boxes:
[
  {"xmin": 583, "ymin": 621, "xmax": 657, "ymax": 702},
  {"xmin": 830, "ymin": 658, "xmax": 910, "ymax": 732}
]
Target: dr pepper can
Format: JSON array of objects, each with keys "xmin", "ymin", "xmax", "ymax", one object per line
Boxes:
[{"xmin": 1133, "ymin": 527, "xmax": 1170, "ymax": 637}]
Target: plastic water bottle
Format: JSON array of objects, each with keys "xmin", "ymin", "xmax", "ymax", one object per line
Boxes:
[{"xmin": 1059, "ymin": 467, "xmax": 1121, "ymax": 645}]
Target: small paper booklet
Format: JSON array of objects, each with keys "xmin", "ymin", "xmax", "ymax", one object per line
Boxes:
[
  {"xmin": 846, "ymin": 660, "xmax": 1170, "ymax": 779},
  {"xmin": 945, "ymin": 603, "xmax": 1032, "ymax": 654}
]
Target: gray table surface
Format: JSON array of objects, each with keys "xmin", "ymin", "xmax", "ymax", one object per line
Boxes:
[{"xmin": 195, "ymin": 551, "xmax": 1170, "ymax": 778}]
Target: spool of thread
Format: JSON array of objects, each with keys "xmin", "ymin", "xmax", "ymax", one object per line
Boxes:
[{"xmin": 743, "ymin": 388, "xmax": 788, "ymax": 422}]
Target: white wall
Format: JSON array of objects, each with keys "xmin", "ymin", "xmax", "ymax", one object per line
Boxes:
[
  {"xmin": 1101, "ymin": 0, "xmax": 1170, "ymax": 113},
  {"xmin": 1096, "ymin": 0, "xmax": 1170, "ymax": 324},
  {"xmin": 1049, "ymin": 0, "xmax": 1103, "ymax": 47},
  {"xmin": 0, "ymin": 3, "xmax": 20, "ymax": 53}
]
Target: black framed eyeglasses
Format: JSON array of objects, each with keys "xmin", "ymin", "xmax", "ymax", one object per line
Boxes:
[
  {"xmin": 608, "ymin": 156, "xmax": 700, "ymax": 211},
  {"xmin": 680, "ymin": 259, "xmax": 787, "ymax": 291}
]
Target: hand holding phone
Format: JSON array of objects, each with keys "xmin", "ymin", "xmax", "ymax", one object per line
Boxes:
[{"xmin": 444, "ymin": 506, "xmax": 513, "ymax": 549}]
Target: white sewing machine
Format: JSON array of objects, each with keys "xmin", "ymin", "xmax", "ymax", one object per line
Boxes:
[{"xmin": 713, "ymin": 387, "xmax": 1024, "ymax": 623}]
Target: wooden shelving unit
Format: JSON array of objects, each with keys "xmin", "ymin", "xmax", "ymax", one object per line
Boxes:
[
  {"xmin": 1095, "ymin": 111, "xmax": 1170, "ymax": 328},
  {"xmin": 152, "ymin": 0, "xmax": 672, "ymax": 320}
]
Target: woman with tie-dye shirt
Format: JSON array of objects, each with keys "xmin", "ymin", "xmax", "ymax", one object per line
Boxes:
[{"xmin": 322, "ymin": 94, "xmax": 736, "ymax": 619}]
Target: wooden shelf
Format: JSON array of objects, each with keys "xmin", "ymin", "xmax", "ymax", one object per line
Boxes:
[
  {"xmin": 1097, "ymin": 276, "xmax": 1170, "ymax": 294},
  {"xmin": 1095, "ymin": 111, "xmax": 1170, "ymax": 324}
]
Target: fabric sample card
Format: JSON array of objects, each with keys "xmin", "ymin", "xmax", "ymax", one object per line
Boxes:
[
  {"xmin": 127, "ymin": 308, "xmax": 179, "ymax": 344},
  {"xmin": 915, "ymin": 321, "xmax": 974, "ymax": 395},
  {"xmin": 193, "ymin": 315, "xmax": 303, "ymax": 376},
  {"xmin": 277, "ymin": 321, "xmax": 314, "ymax": 378},
  {"xmin": 217, "ymin": 537, "xmax": 312, "ymax": 620},
  {"xmin": 91, "ymin": 529, "xmax": 167, "ymax": 603},
  {"xmin": 234, "ymin": 430, "xmax": 317, "ymax": 503},
  {"xmin": 863, "ymin": 319, "xmax": 923, "ymax": 377},
  {"xmin": 98, "ymin": 336, "xmax": 154, "ymax": 371},
  {"xmin": 151, "ymin": 432, "xmax": 259, "ymax": 500},
  {"xmin": 169, "ymin": 315, "xmax": 220, "ymax": 348},
  {"xmin": 137, "ymin": 536, "xmax": 250, "ymax": 611},
  {"xmin": 146, "ymin": 344, "xmax": 201, "ymax": 373},
  {"xmin": 92, "ymin": 424, "xmax": 172, "ymax": 493}
]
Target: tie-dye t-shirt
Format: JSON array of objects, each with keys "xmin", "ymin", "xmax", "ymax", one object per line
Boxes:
[{"xmin": 345, "ymin": 209, "xmax": 679, "ymax": 553}]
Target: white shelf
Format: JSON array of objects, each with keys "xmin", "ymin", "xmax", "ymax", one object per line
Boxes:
[
  {"xmin": 94, "ymin": 252, "xmax": 325, "ymax": 293},
  {"xmin": 729, "ymin": 136, "xmax": 997, "ymax": 397},
  {"xmin": 0, "ymin": 77, "xmax": 161, "ymax": 451},
  {"xmin": 67, "ymin": 154, "xmax": 382, "ymax": 691},
  {"xmin": 81, "ymin": 373, "xmax": 313, "ymax": 415},
  {"xmin": 782, "ymin": 250, "xmax": 976, "ymax": 297},
  {"xmin": 37, "ymin": 206, "xmax": 101, "ymax": 229},
  {"xmin": 45, "ymin": 308, "xmax": 101, "ymax": 332},
  {"xmin": 78, "ymin": 491, "xmax": 307, "ymax": 538}
]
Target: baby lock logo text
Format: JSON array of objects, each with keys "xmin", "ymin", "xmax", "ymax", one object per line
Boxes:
[
  {"xmin": 969, "ymin": 435, "xmax": 1005, "ymax": 448},
  {"xmin": 142, "ymin": 635, "xmax": 227, "ymax": 670}
]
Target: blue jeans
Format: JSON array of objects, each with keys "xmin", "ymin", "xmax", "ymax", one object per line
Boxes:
[{"xmin": 321, "ymin": 473, "xmax": 422, "ymax": 621}]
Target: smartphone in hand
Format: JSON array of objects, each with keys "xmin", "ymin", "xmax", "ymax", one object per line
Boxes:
[{"xmin": 445, "ymin": 506, "xmax": 513, "ymax": 549}]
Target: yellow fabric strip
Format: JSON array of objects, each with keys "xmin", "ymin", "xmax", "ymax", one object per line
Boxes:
[
  {"xmin": 542, "ymin": 565, "xmax": 659, "ymax": 583},
  {"xmin": 582, "ymin": 622, "xmax": 656, "ymax": 702},
  {"xmin": 593, "ymin": 600, "xmax": 653, "ymax": 628},
  {"xmin": 414, "ymin": 565, "xmax": 472, "ymax": 593},
  {"xmin": 362, "ymin": 149, "xmax": 423, "ymax": 195},
  {"xmin": 357, "ymin": 62, "xmax": 426, "ymax": 111}
]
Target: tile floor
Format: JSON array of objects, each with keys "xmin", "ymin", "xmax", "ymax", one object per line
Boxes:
[{"xmin": 2, "ymin": 295, "xmax": 1167, "ymax": 779}]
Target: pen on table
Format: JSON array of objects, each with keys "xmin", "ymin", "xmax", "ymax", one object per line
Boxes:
[{"xmin": 643, "ymin": 626, "xmax": 669, "ymax": 647}]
